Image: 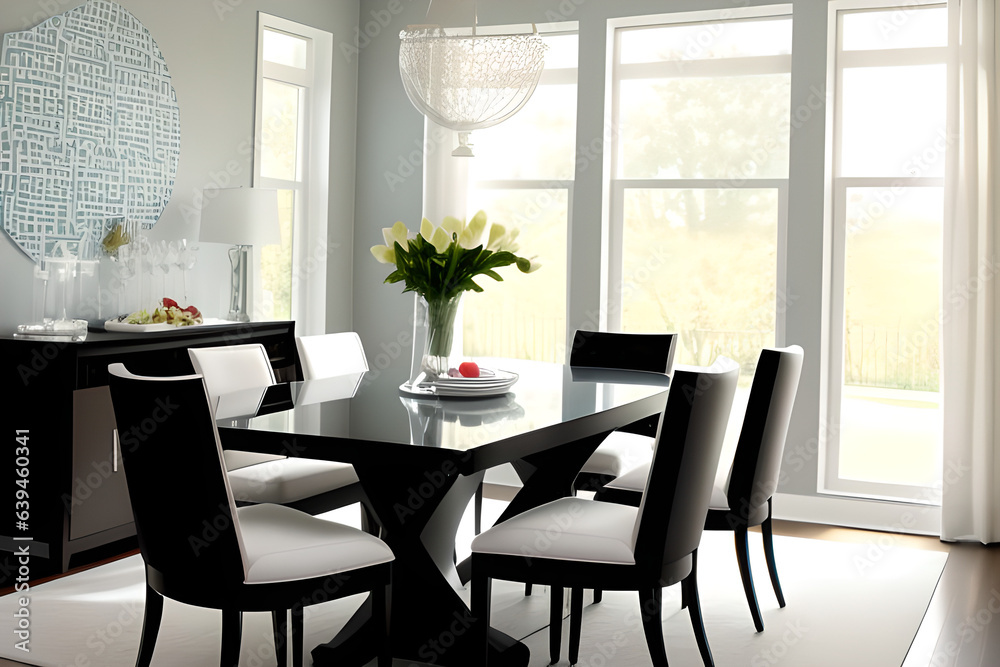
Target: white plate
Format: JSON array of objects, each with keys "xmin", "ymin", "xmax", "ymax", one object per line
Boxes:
[
  {"xmin": 433, "ymin": 368, "xmax": 517, "ymax": 385},
  {"xmin": 104, "ymin": 317, "xmax": 229, "ymax": 332},
  {"xmin": 399, "ymin": 369, "xmax": 518, "ymax": 398}
]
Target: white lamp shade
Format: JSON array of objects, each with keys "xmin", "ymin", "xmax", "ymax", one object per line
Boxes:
[{"xmin": 198, "ymin": 187, "xmax": 281, "ymax": 246}]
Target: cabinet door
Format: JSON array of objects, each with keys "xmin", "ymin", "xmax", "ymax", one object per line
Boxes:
[{"xmin": 70, "ymin": 387, "xmax": 133, "ymax": 539}]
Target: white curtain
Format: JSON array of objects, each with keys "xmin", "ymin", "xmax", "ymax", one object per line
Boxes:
[{"xmin": 941, "ymin": 0, "xmax": 1000, "ymax": 542}]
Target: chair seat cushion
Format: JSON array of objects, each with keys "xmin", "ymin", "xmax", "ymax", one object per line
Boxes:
[
  {"xmin": 238, "ymin": 503, "xmax": 393, "ymax": 584},
  {"xmin": 471, "ymin": 497, "xmax": 637, "ymax": 565},
  {"xmin": 579, "ymin": 431, "xmax": 654, "ymax": 477},
  {"xmin": 605, "ymin": 462, "xmax": 730, "ymax": 510},
  {"xmin": 224, "ymin": 450, "xmax": 286, "ymax": 471},
  {"xmin": 227, "ymin": 458, "xmax": 360, "ymax": 504}
]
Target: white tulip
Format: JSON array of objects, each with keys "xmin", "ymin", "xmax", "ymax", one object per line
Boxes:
[{"xmin": 370, "ymin": 245, "xmax": 396, "ymax": 264}]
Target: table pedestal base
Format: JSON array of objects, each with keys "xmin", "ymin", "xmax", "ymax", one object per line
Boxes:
[{"xmin": 312, "ymin": 432, "xmax": 607, "ymax": 667}]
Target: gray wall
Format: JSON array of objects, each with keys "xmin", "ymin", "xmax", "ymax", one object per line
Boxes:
[
  {"xmin": 352, "ymin": 0, "xmax": 829, "ymax": 500},
  {"xmin": 0, "ymin": 0, "xmax": 833, "ymax": 501},
  {"xmin": 0, "ymin": 0, "xmax": 359, "ymax": 333}
]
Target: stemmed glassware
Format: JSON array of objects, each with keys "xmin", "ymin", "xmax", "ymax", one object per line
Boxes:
[
  {"xmin": 173, "ymin": 239, "xmax": 198, "ymax": 303},
  {"xmin": 158, "ymin": 241, "xmax": 177, "ymax": 298}
]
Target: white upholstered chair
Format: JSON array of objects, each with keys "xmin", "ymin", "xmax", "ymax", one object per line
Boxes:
[
  {"xmin": 106, "ymin": 363, "xmax": 393, "ymax": 667},
  {"xmin": 471, "ymin": 358, "xmax": 739, "ymax": 667},
  {"xmin": 295, "ymin": 331, "xmax": 369, "ymax": 379},
  {"xmin": 600, "ymin": 346, "xmax": 805, "ymax": 632},
  {"xmin": 571, "ymin": 330, "xmax": 678, "ymax": 492},
  {"xmin": 188, "ymin": 344, "xmax": 366, "ymax": 517},
  {"xmin": 509, "ymin": 330, "xmax": 677, "ymax": 599}
]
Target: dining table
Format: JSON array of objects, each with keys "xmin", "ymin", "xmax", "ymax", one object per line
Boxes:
[{"xmin": 215, "ymin": 357, "xmax": 670, "ymax": 667}]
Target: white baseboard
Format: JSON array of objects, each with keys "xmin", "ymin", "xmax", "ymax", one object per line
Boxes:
[{"xmin": 773, "ymin": 492, "xmax": 941, "ymax": 536}]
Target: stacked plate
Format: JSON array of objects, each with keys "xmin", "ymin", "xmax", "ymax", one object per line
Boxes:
[{"xmin": 399, "ymin": 368, "xmax": 519, "ymax": 398}]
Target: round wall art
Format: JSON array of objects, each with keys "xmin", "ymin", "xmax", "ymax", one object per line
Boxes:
[{"xmin": 0, "ymin": 0, "xmax": 181, "ymax": 263}]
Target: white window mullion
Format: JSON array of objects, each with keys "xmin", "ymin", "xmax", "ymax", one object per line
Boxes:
[{"xmin": 617, "ymin": 54, "xmax": 793, "ymax": 80}]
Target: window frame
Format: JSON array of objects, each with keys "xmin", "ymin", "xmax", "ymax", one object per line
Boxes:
[
  {"xmin": 819, "ymin": 0, "xmax": 947, "ymax": 505},
  {"xmin": 605, "ymin": 6, "xmax": 793, "ymax": 346},
  {"xmin": 420, "ymin": 25, "xmax": 579, "ymax": 364},
  {"xmin": 252, "ymin": 13, "xmax": 332, "ymax": 335}
]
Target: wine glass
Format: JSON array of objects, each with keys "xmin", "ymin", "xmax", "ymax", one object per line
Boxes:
[
  {"xmin": 174, "ymin": 239, "xmax": 198, "ymax": 303},
  {"xmin": 159, "ymin": 241, "xmax": 176, "ymax": 299}
]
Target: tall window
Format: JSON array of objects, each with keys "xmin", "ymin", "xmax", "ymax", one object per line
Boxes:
[
  {"xmin": 460, "ymin": 31, "xmax": 578, "ymax": 363},
  {"xmin": 823, "ymin": 2, "xmax": 947, "ymax": 503},
  {"xmin": 253, "ymin": 15, "xmax": 332, "ymax": 332},
  {"xmin": 607, "ymin": 8, "xmax": 792, "ymax": 381}
]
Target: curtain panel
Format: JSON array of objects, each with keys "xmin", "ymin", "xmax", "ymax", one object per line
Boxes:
[{"xmin": 941, "ymin": 0, "xmax": 1000, "ymax": 543}]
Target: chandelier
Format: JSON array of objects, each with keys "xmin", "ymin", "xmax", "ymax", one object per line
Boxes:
[{"xmin": 399, "ymin": 19, "xmax": 547, "ymax": 157}]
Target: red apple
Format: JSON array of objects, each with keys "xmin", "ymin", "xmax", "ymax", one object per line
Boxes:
[{"xmin": 459, "ymin": 361, "xmax": 480, "ymax": 378}]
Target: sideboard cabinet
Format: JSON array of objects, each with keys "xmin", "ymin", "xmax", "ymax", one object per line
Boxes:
[{"xmin": 0, "ymin": 321, "xmax": 298, "ymax": 587}]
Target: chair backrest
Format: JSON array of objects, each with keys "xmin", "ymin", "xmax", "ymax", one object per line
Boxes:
[
  {"xmin": 107, "ymin": 364, "xmax": 248, "ymax": 593},
  {"xmin": 632, "ymin": 357, "xmax": 739, "ymax": 569},
  {"xmin": 725, "ymin": 345, "xmax": 804, "ymax": 524},
  {"xmin": 569, "ymin": 330, "xmax": 677, "ymax": 375},
  {"xmin": 188, "ymin": 343, "xmax": 276, "ymax": 408},
  {"xmin": 295, "ymin": 332, "xmax": 369, "ymax": 379}
]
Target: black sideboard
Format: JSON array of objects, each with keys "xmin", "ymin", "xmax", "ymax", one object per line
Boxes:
[{"xmin": 0, "ymin": 320, "xmax": 298, "ymax": 587}]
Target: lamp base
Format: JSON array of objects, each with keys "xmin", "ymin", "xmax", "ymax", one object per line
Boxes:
[{"xmin": 227, "ymin": 244, "xmax": 251, "ymax": 322}]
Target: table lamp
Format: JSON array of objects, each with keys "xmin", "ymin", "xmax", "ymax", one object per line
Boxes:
[{"xmin": 198, "ymin": 187, "xmax": 280, "ymax": 322}]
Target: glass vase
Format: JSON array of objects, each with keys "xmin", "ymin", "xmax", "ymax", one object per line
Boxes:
[{"xmin": 410, "ymin": 293, "xmax": 463, "ymax": 383}]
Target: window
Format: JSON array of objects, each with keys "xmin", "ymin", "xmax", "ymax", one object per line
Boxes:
[
  {"xmin": 460, "ymin": 31, "xmax": 578, "ymax": 363},
  {"xmin": 252, "ymin": 15, "xmax": 332, "ymax": 333},
  {"xmin": 822, "ymin": 1, "xmax": 947, "ymax": 503},
  {"xmin": 607, "ymin": 8, "xmax": 792, "ymax": 381}
]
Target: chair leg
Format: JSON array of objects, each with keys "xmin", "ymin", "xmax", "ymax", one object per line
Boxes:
[
  {"xmin": 735, "ymin": 527, "xmax": 765, "ymax": 632},
  {"xmin": 684, "ymin": 549, "xmax": 714, "ymax": 667},
  {"xmin": 135, "ymin": 583, "xmax": 163, "ymax": 667},
  {"xmin": 475, "ymin": 482, "xmax": 484, "ymax": 535},
  {"xmin": 220, "ymin": 610, "xmax": 242, "ymax": 667},
  {"xmin": 374, "ymin": 585, "xmax": 392, "ymax": 667},
  {"xmin": 472, "ymin": 570, "xmax": 493, "ymax": 667},
  {"xmin": 290, "ymin": 605, "xmax": 304, "ymax": 667},
  {"xmin": 271, "ymin": 610, "xmax": 287, "ymax": 667},
  {"xmin": 762, "ymin": 499, "xmax": 786, "ymax": 607},
  {"xmin": 638, "ymin": 587, "xmax": 669, "ymax": 667},
  {"xmin": 569, "ymin": 587, "xmax": 584, "ymax": 666},
  {"xmin": 549, "ymin": 585, "xmax": 563, "ymax": 665},
  {"xmin": 525, "ymin": 582, "xmax": 533, "ymax": 596}
]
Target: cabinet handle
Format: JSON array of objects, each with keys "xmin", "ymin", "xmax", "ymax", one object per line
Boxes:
[{"xmin": 113, "ymin": 429, "xmax": 119, "ymax": 473}]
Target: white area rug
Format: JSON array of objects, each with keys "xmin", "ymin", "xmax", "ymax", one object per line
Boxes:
[{"xmin": 0, "ymin": 503, "xmax": 946, "ymax": 667}]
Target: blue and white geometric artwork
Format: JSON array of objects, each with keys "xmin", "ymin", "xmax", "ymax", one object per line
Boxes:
[{"xmin": 0, "ymin": 0, "xmax": 181, "ymax": 263}]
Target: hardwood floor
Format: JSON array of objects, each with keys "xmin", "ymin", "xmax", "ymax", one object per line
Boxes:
[
  {"xmin": 2, "ymin": 516, "xmax": 997, "ymax": 667},
  {"xmin": 772, "ymin": 519, "xmax": 1000, "ymax": 667}
]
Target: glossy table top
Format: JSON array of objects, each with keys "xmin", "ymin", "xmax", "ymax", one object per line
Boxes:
[{"xmin": 217, "ymin": 358, "xmax": 670, "ymax": 473}]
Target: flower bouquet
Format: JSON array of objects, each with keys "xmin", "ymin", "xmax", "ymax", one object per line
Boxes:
[{"xmin": 371, "ymin": 210, "xmax": 539, "ymax": 382}]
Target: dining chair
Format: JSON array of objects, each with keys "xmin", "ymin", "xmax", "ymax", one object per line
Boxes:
[
  {"xmin": 188, "ymin": 344, "xmax": 371, "ymax": 522},
  {"xmin": 106, "ymin": 363, "xmax": 393, "ymax": 667},
  {"xmin": 506, "ymin": 330, "xmax": 677, "ymax": 599},
  {"xmin": 471, "ymin": 357, "xmax": 739, "ymax": 667},
  {"xmin": 599, "ymin": 345, "xmax": 805, "ymax": 632},
  {"xmin": 570, "ymin": 330, "xmax": 678, "ymax": 492},
  {"xmin": 295, "ymin": 331, "xmax": 370, "ymax": 379}
]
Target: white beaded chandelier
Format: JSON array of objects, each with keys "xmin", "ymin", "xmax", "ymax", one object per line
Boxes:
[{"xmin": 399, "ymin": 2, "xmax": 547, "ymax": 156}]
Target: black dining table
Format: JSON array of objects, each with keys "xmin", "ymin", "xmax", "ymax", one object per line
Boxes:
[{"xmin": 216, "ymin": 357, "xmax": 670, "ymax": 667}]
